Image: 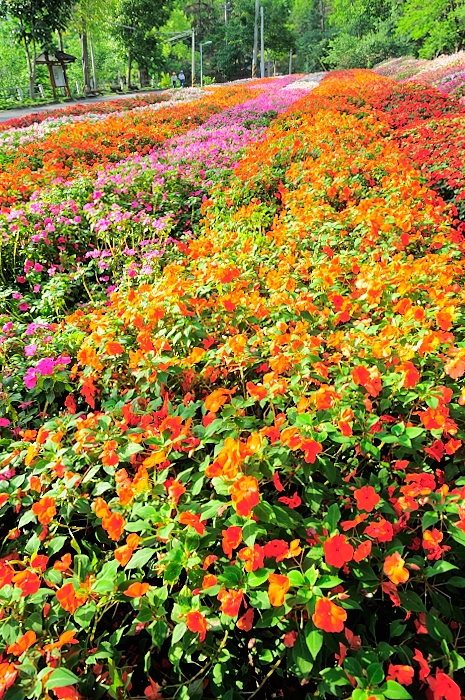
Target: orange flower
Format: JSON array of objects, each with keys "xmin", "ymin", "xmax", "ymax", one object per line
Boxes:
[
  {"xmin": 31, "ymin": 495, "xmax": 56, "ymax": 525},
  {"xmin": 94, "ymin": 497, "xmax": 111, "ymax": 519},
  {"xmin": 236, "ymin": 608, "xmax": 254, "ymax": 631},
  {"xmin": 222, "ymin": 526, "xmax": 243, "ymax": 558},
  {"xmin": 387, "ymin": 664, "xmax": 414, "ymax": 686},
  {"xmin": 323, "ymin": 534, "xmax": 354, "ymax": 568},
  {"xmin": 105, "ymin": 341, "xmax": 125, "ymax": 356},
  {"xmin": 12, "ymin": 570, "xmax": 40, "ymax": 597},
  {"xmin": 43, "ymin": 630, "xmax": 79, "ymax": 652},
  {"xmin": 166, "ymin": 479, "xmax": 186, "ymax": 506},
  {"xmin": 246, "ymin": 382, "xmax": 268, "ymax": 401},
  {"xmin": 413, "ymin": 648, "xmax": 430, "ymax": 682},
  {"xmin": 0, "ymin": 663, "xmax": 18, "ymax": 695},
  {"xmin": 238, "ymin": 544, "xmax": 265, "ymax": 572},
  {"xmin": 267, "ymin": 573, "xmax": 290, "ymax": 607},
  {"xmin": 30, "ymin": 554, "xmax": 49, "ymax": 572},
  {"xmin": 56, "ymin": 582, "xmax": 87, "ymax": 613},
  {"xmin": 54, "ymin": 553, "xmax": 72, "ymax": 571},
  {"xmin": 312, "ymin": 597, "xmax": 347, "ymax": 633},
  {"xmin": 230, "ymin": 475, "xmax": 260, "ymax": 518},
  {"xmin": 217, "ymin": 588, "xmax": 244, "ymax": 617},
  {"xmin": 383, "ymin": 552, "xmax": 409, "ymax": 585},
  {"xmin": 101, "ymin": 512, "xmax": 126, "ymax": 541},
  {"xmin": 124, "ymin": 582, "xmax": 150, "ymax": 598},
  {"xmin": 6, "ymin": 630, "xmax": 36, "ymax": 656},
  {"xmin": 427, "ymin": 669, "xmax": 461, "ymax": 700},
  {"xmin": 354, "ymin": 486, "xmax": 380, "ymax": 512},
  {"xmin": 179, "ymin": 511, "xmax": 207, "ymax": 535},
  {"xmin": 201, "ymin": 574, "xmax": 218, "ymax": 589},
  {"xmin": 204, "ymin": 388, "xmax": 235, "ymax": 412},
  {"xmin": 186, "ymin": 611, "xmax": 208, "ymax": 642}
]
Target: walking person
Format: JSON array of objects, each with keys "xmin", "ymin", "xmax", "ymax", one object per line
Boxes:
[
  {"xmin": 178, "ymin": 70, "xmax": 185, "ymax": 88},
  {"xmin": 171, "ymin": 71, "xmax": 177, "ymax": 88}
]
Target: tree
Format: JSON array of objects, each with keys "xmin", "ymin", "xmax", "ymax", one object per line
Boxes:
[
  {"xmin": 396, "ymin": 0, "xmax": 465, "ymax": 57},
  {"xmin": 112, "ymin": 0, "xmax": 174, "ymax": 88},
  {"xmin": 0, "ymin": 0, "xmax": 74, "ymax": 97},
  {"xmin": 72, "ymin": 0, "xmax": 114, "ymax": 93}
]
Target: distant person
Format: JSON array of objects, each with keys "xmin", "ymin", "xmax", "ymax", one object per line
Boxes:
[
  {"xmin": 178, "ymin": 70, "xmax": 185, "ymax": 88},
  {"xmin": 171, "ymin": 71, "xmax": 177, "ymax": 88}
]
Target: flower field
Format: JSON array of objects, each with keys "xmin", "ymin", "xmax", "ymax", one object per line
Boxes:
[{"xmin": 1, "ymin": 69, "xmax": 465, "ymax": 699}]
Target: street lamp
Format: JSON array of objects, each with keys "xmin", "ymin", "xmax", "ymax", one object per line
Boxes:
[{"xmin": 200, "ymin": 41, "xmax": 212, "ymax": 88}]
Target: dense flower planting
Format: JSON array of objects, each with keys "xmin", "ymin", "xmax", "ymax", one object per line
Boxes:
[
  {"xmin": 375, "ymin": 51, "xmax": 465, "ymax": 99},
  {"xmin": 1, "ymin": 70, "xmax": 465, "ymax": 699}
]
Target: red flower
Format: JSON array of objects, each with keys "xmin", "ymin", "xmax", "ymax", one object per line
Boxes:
[
  {"xmin": 267, "ymin": 573, "xmax": 290, "ymax": 607},
  {"xmin": 264, "ymin": 539, "xmax": 289, "ymax": 560},
  {"xmin": 283, "ymin": 630, "xmax": 298, "ymax": 648},
  {"xmin": 423, "ymin": 528, "xmax": 450, "ymax": 561},
  {"xmin": 386, "ymin": 664, "xmax": 414, "ymax": 686},
  {"xmin": 186, "ymin": 611, "xmax": 208, "ymax": 642},
  {"xmin": 312, "ymin": 597, "xmax": 347, "ymax": 633},
  {"xmin": 221, "ymin": 526, "xmax": 242, "ymax": 558},
  {"xmin": 413, "ymin": 648, "xmax": 430, "ymax": 682},
  {"xmin": 278, "ymin": 493, "xmax": 301, "ymax": 508},
  {"xmin": 236, "ymin": 608, "xmax": 254, "ymax": 631},
  {"xmin": 353, "ymin": 540, "xmax": 372, "ymax": 562},
  {"xmin": 354, "ymin": 485, "xmax": 380, "ymax": 512},
  {"xmin": 427, "ymin": 669, "xmax": 461, "ymax": 700},
  {"xmin": 217, "ymin": 588, "xmax": 243, "ymax": 617},
  {"xmin": 179, "ymin": 511, "xmax": 207, "ymax": 535},
  {"xmin": 364, "ymin": 518, "xmax": 394, "ymax": 542},
  {"xmin": 230, "ymin": 476, "xmax": 260, "ymax": 518},
  {"xmin": 101, "ymin": 511, "xmax": 126, "ymax": 541},
  {"xmin": 324, "ymin": 534, "xmax": 354, "ymax": 568},
  {"xmin": 300, "ymin": 439, "xmax": 323, "ymax": 463}
]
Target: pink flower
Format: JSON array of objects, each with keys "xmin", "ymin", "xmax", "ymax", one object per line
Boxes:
[
  {"xmin": 35, "ymin": 358, "xmax": 55, "ymax": 376},
  {"xmin": 18, "ymin": 303, "xmax": 30, "ymax": 311},
  {"xmin": 24, "ymin": 369, "xmax": 37, "ymax": 389},
  {"xmin": 0, "ymin": 418, "xmax": 10, "ymax": 427},
  {"xmin": 33, "ymin": 263, "xmax": 43, "ymax": 272},
  {"xmin": 25, "ymin": 344, "xmax": 38, "ymax": 358}
]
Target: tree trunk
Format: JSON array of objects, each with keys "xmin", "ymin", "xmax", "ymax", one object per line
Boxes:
[
  {"xmin": 23, "ymin": 36, "xmax": 36, "ymax": 100},
  {"xmin": 80, "ymin": 32, "xmax": 91, "ymax": 93},
  {"xmin": 127, "ymin": 53, "xmax": 132, "ymax": 89},
  {"xmin": 89, "ymin": 35, "xmax": 98, "ymax": 90},
  {"xmin": 58, "ymin": 30, "xmax": 64, "ymax": 52},
  {"xmin": 138, "ymin": 66, "xmax": 149, "ymax": 88}
]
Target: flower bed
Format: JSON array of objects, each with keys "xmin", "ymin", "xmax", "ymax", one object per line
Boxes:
[{"xmin": 1, "ymin": 70, "xmax": 465, "ymax": 700}]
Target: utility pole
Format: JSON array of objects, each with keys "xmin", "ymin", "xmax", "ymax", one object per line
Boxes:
[
  {"xmin": 289, "ymin": 49, "xmax": 293, "ymax": 75},
  {"xmin": 192, "ymin": 28, "xmax": 195, "ymax": 86},
  {"xmin": 260, "ymin": 6, "xmax": 265, "ymax": 78},
  {"xmin": 252, "ymin": 0, "xmax": 260, "ymax": 78}
]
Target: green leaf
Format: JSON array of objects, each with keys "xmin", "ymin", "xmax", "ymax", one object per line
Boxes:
[
  {"xmin": 74, "ymin": 601, "xmax": 97, "ymax": 629},
  {"xmin": 367, "ymin": 662, "xmax": 384, "ymax": 686},
  {"xmin": 171, "ymin": 622, "xmax": 187, "ymax": 645},
  {"xmin": 426, "ymin": 613, "xmax": 453, "ymax": 643},
  {"xmin": 422, "ymin": 511, "xmax": 439, "ymax": 531},
  {"xmin": 45, "ymin": 668, "xmax": 80, "ymax": 689},
  {"xmin": 325, "ymin": 503, "xmax": 341, "ymax": 532},
  {"xmin": 446, "ymin": 576, "xmax": 465, "ymax": 588},
  {"xmin": 304, "ymin": 625, "xmax": 323, "ymax": 659},
  {"xmin": 383, "ymin": 680, "xmax": 412, "ymax": 699},
  {"xmin": 47, "ymin": 536, "xmax": 68, "ymax": 556},
  {"xmin": 292, "ymin": 634, "xmax": 313, "ymax": 676},
  {"xmin": 398, "ymin": 591, "xmax": 425, "ymax": 613},
  {"xmin": 425, "ymin": 561, "xmax": 457, "ymax": 578},
  {"xmin": 449, "ymin": 525, "xmax": 465, "ymax": 547},
  {"xmin": 125, "ymin": 548, "xmax": 156, "ymax": 570},
  {"xmin": 287, "ymin": 570, "xmax": 305, "ymax": 586},
  {"xmin": 389, "ymin": 620, "xmax": 406, "ymax": 638}
]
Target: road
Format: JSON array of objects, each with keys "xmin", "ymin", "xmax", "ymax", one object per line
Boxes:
[{"xmin": 0, "ymin": 89, "xmax": 167, "ymax": 123}]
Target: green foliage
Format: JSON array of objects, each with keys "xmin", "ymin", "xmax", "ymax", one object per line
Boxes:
[{"xmin": 396, "ymin": 0, "xmax": 465, "ymax": 57}]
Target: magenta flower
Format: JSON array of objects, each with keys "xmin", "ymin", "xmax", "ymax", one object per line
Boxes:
[
  {"xmin": 0, "ymin": 418, "xmax": 10, "ymax": 427},
  {"xmin": 25, "ymin": 344, "xmax": 38, "ymax": 357},
  {"xmin": 24, "ymin": 368, "xmax": 37, "ymax": 389},
  {"xmin": 35, "ymin": 358, "xmax": 55, "ymax": 376}
]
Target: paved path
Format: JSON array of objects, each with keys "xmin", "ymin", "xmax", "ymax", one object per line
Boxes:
[
  {"xmin": 0, "ymin": 74, "xmax": 327, "ymax": 124},
  {"xmin": 0, "ymin": 89, "xmax": 168, "ymax": 123}
]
